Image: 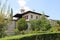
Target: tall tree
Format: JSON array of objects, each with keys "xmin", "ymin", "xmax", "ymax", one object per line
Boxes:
[
  {"xmin": 10, "ymin": 8, "xmax": 13, "ymax": 21},
  {"xmin": 0, "ymin": 0, "xmax": 11, "ymax": 37},
  {"xmin": 0, "ymin": 13, "xmax": 6, "ymax": 37},
  {"xmin": 0, "ymin": 0, "xmax": 2, "ymax": 6}
]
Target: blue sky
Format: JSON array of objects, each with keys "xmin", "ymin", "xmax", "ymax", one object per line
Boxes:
[{"xmin": 3, "ymin": 0, "xmax": 60, "ymax": 20}]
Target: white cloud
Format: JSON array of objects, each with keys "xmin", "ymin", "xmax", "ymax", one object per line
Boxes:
[
  {"xmin": 18, "ymin": 0, "xmax": 26, "ymax": 7},
  {"xmin": 18, "ymin": 0, "xmax": 31, "ymax": 11}
]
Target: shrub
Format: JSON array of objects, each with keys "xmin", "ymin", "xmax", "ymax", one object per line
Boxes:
[{"xmin": 16, "ymin": 18, "xmax": 28, "ymax": 32}]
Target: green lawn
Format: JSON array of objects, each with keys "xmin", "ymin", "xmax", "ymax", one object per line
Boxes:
[{"xmin": 0, "ymin": 32, "xmax": 60, "ymax": 40}]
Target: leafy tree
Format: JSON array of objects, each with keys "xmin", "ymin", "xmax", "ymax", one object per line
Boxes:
[
  {"xmin": 30, "ymin": 20, "xmax": 40, "ymax": 31},
  {"xmin": 30, "ymin": 13, "xmax": 51, "ymax": 31},
  {"xmin": 39, "ymin": 13, "xmax": 51, "ymax": 31},
  {"xmin": 16, "ymin": 18, "xmax": 28, "ymax": 31}
]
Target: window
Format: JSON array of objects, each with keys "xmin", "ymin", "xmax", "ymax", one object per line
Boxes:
[
  {"xmin": 36, "ymin": 16, "xmax": 38, "ymax": 19},
  {"xmin": 23, "ymin": 15, "xmax": 28, "ymax": 19},
  {"xmin": 31, "ymin": 15, "xmax": 33, "ymax": 18},
  {"xmin": 26, "ymin": 15, "xmax": 28, "ymax": 19}
]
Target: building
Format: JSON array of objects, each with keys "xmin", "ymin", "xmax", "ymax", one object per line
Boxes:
[
  {"xmin": 13, "ymin": 11, "xmax": 49, "ymax": 21},
  {"xmin": 6, "ymin": 9, "xmax": 49, "ymax": 35}
]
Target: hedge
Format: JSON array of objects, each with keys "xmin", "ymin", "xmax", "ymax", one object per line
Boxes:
[{"xmin": 0, "ymin": 32, "xmax": 60, "ymax": 40}]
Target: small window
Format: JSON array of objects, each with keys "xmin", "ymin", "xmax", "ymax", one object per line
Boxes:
[
  {"xmin": 23, "ymin": 15, "xmax": 28, "ymax": 19},
  {"xmin": 26, "ymin": 15, "xmax": 28, "ymax": 19},
  {"xmin": 36, "ymin": 16, "xmax": 38, "ymax": 19},
  {"xmin": 31, "ymin": 15, "xmax": 33, "ymax": 18}
]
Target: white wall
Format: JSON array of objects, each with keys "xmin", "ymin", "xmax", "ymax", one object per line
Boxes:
[{"xmin": 22, "ymin": 13, "xmax": 41, "ymax": 21}]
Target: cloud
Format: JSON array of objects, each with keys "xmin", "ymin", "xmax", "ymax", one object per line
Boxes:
[
  {"xmin": 18, "ymin": 0, "xmax": 31, "ymax": 11},
  {"xmin": 18, "ymin": 0, "xmax": 26, "ymax": 7}
]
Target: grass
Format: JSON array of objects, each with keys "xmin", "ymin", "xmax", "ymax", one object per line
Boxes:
[{"xmin": 0, "ymin": 32, "xmax": 60, "ymax": 40}]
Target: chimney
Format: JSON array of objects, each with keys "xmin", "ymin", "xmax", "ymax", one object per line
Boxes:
[
  {"xmin": 33, "ymin": 10, "xmax": 35, "ymax": 12},
  {"xmin": 20, "ymin": 8, "xmax": 25, "ymax": 13}
]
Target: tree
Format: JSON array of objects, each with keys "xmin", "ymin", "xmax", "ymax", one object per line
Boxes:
[
  {"xmin": 16, "ymin": 18, "xmax": 28, "ymax": 31},
  {"xmin": 9, "ymin": 8, "xmax": 13, "ymax": 21},
  {"xmin": 0, "ymin": 0, "xmax": 7, "ymax": 37},
  {"xmin": 39, "ymin": 13, "xmax": 51, "ymax": 31},
  {"xmin": 30, "ymin": 20, "xmax": 40, "ymax": 31},
  {"xmin": 7, "ymin": 8, "xmax": 13, "ymax": 24},
  {"xmin": 0, "ymin": 13, "xmax": 6, "ymax": 37},
  {"xmin": 0, "ymin": 0, "xmax": 12, "ymax": 37},
  {"xmin": 30, "ymin": 13, "xmax": 51, "ymax": 31},
  {"xmin": 29, "ymin": 13, "xmax": 51, "ymax": 40},
  {"xmin": 56, "ymin": 20, "xmax": 60, "ymax": 26}
]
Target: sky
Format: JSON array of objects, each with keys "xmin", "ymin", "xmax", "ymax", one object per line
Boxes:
[{"xmin": 2, "ymin": 0, "xmax": 60, "ymax": 20}]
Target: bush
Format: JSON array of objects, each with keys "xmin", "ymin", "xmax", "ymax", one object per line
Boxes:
[{"xmin": 16, "ymin": 18, "xmax": 28, "ymax": 34}]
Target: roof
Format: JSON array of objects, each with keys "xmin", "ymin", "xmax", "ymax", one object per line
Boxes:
[
  {"xmin": 13, "ymin": 11, "xmax": 49, "ymax": 17},
  {"xmin": 22, "ymin": 11, "xmax": 42, "ymax": 15},
  {"xmin": 13, "ymin": 14, "xmax": 22, "ymax": 18}
]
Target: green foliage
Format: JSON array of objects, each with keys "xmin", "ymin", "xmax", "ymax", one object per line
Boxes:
[
  {"xmin": 0, "ymin": 0, "xmax": 12, "ymax": 37},
  {"xmin": 0, "ymin": 32, "xmax": 60, "ymax": 40},
  {"xmin": 30, "ymin": 20, "xmax": 40, "ymax": 31},
  {"xmin": 49, "ymin": 27, "xmax": 58, "ymax": 32},
  {"xmin": 0, "ymin": 13, "xmax": 7, "ymax": 38},
  {"xmin": 16, "ymin": 18, "xmax": 28, "ymax": 31},
  {"xmin": 7, "ymin": 8, "xmax": 13, "ymax": 25},
  {"xmin": 0, "ymin": 0, "xmax": 7, "ymax": 38},
  {"xmin": 30, "ymin": 13, "xmax": 51, "ymax": 31},
  {"xmin": 9, "ymin": 8, "xmax": 13, "ymax": 21},
  {"xmin": 14, "ymin": 28, "xmax": 19, "ymax": 35},
  {"xmin": 56, "ymin": 20, "xmax": 60, "ymax": 26},
  {"xmin": 38, "ymin": 14, "xmax": 51, "ymax": 31}
]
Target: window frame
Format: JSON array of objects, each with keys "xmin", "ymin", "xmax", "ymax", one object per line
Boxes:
[{"xmin": 31, "ymin": 15, "xmax": 33, "ymax": 18}]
